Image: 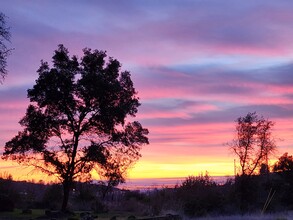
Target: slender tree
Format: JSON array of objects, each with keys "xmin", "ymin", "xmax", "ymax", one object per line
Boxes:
[
  {"xmin": 229, "ymin": 112, "xmax": 276, "ymax": 212},
  {"xmin": 0, "ymin": 12, "xmax": 11, "ymax": 82},
  {"xmin": 229, "ymin": 112, "xmax": 276, "ymax": 176},
  {"xmin": 3, "ymin": 45, "xmax": 149, "ymax": 211}
]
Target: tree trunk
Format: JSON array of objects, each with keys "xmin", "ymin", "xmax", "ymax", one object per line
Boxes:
[{"xmin": 61, "ymin": 181, "xmax": 70, "ymax": 212}]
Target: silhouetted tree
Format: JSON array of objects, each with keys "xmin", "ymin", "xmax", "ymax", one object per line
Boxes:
[
  {"xmin": 228, "ymin": 112, "xmax": 276, "ymax": 212},
  {"xmin": 180, "ymin": 172, "xmax": 215, "ymax": 189},
  {"xmin": 0, "ymin": 12, "xmax": 11, "ymax": 82},
  {"xmin": 259, "ymin": 163, "xmax": 269, "ymax": 175},
  {"xmin": 273, "ymin": 152, "xmax": 293, "ymax": 172},
  {"xmin": 3, "ymin": 45, "xmax": 149, "ymax": 211},
  {"xmin": 273, "ymin": 153, "xmax": 293, "ymax": 208},
  {"xmin": 229, "ymin": 112, "xmax": 276, "ymax": 176},
  {"xmin": 178, "ymin": 172, "xmax": 223, "ymax": 217},
  {"xmin": 99, "ymin": 162, "xmax": 125, "ymax": 199}
]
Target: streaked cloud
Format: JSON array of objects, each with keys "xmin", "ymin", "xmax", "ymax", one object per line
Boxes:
[{"xmin": 1, "ymin": 1, "xmax": 293, "ymax": 179}]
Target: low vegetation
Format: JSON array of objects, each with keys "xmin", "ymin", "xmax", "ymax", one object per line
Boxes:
[{"xmin": 1, "ymin": 158, "xmax": 293, "ymax": 220}]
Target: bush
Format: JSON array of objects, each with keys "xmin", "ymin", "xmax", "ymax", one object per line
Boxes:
[{"xmin": 178, "ymin": 172, "xmax": 224, "ymax": 217}]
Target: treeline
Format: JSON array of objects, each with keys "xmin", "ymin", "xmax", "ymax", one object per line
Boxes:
[
  {"xmin": 1, "ymin": 157, "xmax": 293, "ymax": 218},
  {"xmin": 0, "ymin": 177, "xmax": 122, "ymax": 212},
  {"xmin": 176, "ymin": 170, "xmax": 293, "ymax": 217},
  {"xmin": 112, "ymin": 169, "xmax": 293, "ymax": 217}
]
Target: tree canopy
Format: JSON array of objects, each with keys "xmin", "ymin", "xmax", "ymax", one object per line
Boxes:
[
  {"xmin": 273, "ymin": 152, "xmax": 293, "ymax": 172},
  {"xmin": 3, "ymin": 45, "xmax": 149, "ymax": 211}
]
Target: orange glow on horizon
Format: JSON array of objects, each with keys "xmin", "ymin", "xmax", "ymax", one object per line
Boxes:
[
  {"xmin": 127, "ymin": 160, "xmax": 235, "ymax": 179},
  {"xmin": 0, "ymin": 154, "xmax": 288, "ymax": 184},
  {"xmin": 0, "ymin": 158, "xmax": 235, "ymax": 183},
  {"xmin": 1, "ymin": 117, "xmax": 293, "ymax": 183}
]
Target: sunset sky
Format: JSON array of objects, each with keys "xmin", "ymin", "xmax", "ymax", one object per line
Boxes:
[{"xmin": 1, "ymin": 1, "xmax": 293, "ymax": 182}]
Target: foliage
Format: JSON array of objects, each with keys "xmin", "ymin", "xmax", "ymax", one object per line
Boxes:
[
  {"xmin": 229, "ymin": 112, "xmax": 276, "ymax": 176},
  {"xmin": 273, "ymin": 152, "xmax": 293, "ymax": 172},
  {"xmin": 177, "ymin": 172, "xmax": 224, "ymax": 217},
  {"xmin": 0, "ymin": 173, "xmax": 293, "ymax": 217},
  {"xmin": 0, "ymin": 12, "xmax": 11, "ymax": 82},
  {"xmin": 228, "ymin": 112, "xmax": 278, "ymax": 213},
  {"xmin": 259, "ymin": 163, "xmax": 270, "ymax": 175},
  {"xmin": 180, "ymin": 172, "xmax": 216, "ymax": 189},
  {"xmin": 3, "ymin": 45, "xmax": 149, "ymax": 211},
  {"xmin": 0, "ymin": 171, "xmax": 13, "ymax": 180},
  {"xmin": 272, "ymin": 153, "xmax": 293, "ymax": 209}
]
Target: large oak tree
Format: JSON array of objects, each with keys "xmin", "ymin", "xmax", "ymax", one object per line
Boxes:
[{"xmin": 3, "ymin": 45, "xmax": 149, "ymax": 211}]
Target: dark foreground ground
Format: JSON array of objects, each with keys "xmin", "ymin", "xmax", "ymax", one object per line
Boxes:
[
  {"xmin": 1, "ymin": 209, "xmax": 293, "ymax": 220},
  {"xmin": 0, "ymin": 209, "xmax": 182, "ymax": 220}
]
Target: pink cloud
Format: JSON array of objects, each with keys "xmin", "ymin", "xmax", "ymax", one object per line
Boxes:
[
  {"xmin": 2, "ymin": 1, "xmax": 293, "ymax": 180},
  {"xmin": 139, "ymin": 103, "xmax": 218, "ymax": 120}
]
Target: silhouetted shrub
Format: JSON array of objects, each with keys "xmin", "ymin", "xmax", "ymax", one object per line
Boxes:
[{"xmin": 178, "ymin": 172, "xmax": 225, "ymax": 217}]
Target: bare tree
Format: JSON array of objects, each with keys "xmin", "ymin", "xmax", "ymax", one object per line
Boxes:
[{"xmin": 229, "ymin": 112, "xmax": 276, "ymax": 176}]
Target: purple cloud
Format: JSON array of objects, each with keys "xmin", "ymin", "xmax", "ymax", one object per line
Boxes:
[{"xmin": 2, "ymin": 1, "xmax": 293, "ymax": 178}]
